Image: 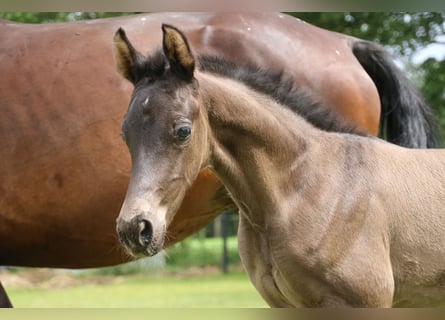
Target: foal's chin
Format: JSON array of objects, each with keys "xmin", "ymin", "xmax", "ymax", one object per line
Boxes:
[
  {"xmin": 122, "ymin": 227, "xmax": 166, "ymax": 259},
  {"xmin": 124, "ymin": 242, "xmax": 164, "ymax": 259}
]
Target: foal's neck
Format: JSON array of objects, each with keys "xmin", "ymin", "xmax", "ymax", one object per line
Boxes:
[{"xmin": 199, "ymin": 72, "xmax": 320, "ymax": 227}]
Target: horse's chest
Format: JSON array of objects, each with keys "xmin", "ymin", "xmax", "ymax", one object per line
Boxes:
[
  {"xmin": 237, "ymin": 218, "xmax": 305, "ymax": 307},
  {"xmin": 238, "ymin": 216, "xmax": 352, "ymax": 307}
]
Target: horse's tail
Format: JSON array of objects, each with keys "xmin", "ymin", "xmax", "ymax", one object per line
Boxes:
[{"xmin": 352, "ymin": 40, "xmax": 437, "ymax": 148}]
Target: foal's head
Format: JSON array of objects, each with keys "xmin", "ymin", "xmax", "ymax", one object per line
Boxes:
[{"xmin": 114, "ymin": 25, "xmax": 208, "ymax": 257}]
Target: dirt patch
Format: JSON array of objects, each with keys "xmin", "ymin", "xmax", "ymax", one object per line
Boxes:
[
  {"xmin": 0, "ymin": 264, "xmax": 244, "ymax": 290},
  {"xmin": 168, "ymin": 265, "xmax": 221, "ymax": 278},
  {"xmin": 0, "ymin": 268, "xmax": 123, "ymax": 289}
]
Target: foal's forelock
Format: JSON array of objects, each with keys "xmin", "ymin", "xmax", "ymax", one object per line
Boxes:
[{"xmin": 131, "ymin": 49, "xmax": 167, "ymax": 84}]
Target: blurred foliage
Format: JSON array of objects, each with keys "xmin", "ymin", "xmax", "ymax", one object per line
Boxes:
[
  {"xmin": 292, "ymin": 13, "xmax": 445, "ymax": 55},
  {"xmin": 0, "ymin": 12, "xmax": 134, "ymax": 23},
  {"xmin": 420, "ymin": 58, "xmax": 445, "ymax": 143},
  {"xmin": 165, "ymin": 236, "xmax": 240, "ymax": 272},
  {"xmin": 1, "ymin": 12, "xmax": 444, "ymax": 144}
]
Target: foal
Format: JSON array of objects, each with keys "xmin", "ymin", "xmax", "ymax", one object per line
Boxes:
[{"xmin": 114, "ymin": 25, "xmax": 445, "ymax": 307}]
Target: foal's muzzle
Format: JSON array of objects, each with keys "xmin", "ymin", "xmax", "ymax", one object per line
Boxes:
[{"xmin": 116, "ymin": 215, "xmax": 163, "ymax": 257}]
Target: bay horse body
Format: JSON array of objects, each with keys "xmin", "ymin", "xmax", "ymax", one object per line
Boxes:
[
  {"xmin": 0, "ymin": 13, "xmax": 435, "ymax": 270},
  {"xmin": 114, "ymin": 25, "xmax": 445, "ymax": 307}
]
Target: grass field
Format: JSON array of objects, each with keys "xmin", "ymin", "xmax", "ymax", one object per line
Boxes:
[
  {"xmin": 6, "ymin": 270, "xmax": 267, "ymax": 308},
  {"xmin": 4, "ymin": 236, "xmax": 268, "ymax": 307}
]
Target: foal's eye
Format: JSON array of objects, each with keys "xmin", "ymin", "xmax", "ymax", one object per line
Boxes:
[{"xmin": 176, "ymin": 126, "xmax": 192, "ymax": 141}]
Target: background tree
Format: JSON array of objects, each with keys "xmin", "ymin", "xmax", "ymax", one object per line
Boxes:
[
  {"xmin": 0, "ymin": 12, "xmax": 133, "ymax": 23},
  {"xmin": 2, "ymin": 12, "xmax": 444, "ymax": 144}
]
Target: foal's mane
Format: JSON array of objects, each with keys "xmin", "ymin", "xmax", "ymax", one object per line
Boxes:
[
  {"xmin": 199, "ymin": 55, "xmax": 364, "ymax": 135},
  {"xmin": 134, "ymin": 49, "xmax": 364, "ymax": 135}
]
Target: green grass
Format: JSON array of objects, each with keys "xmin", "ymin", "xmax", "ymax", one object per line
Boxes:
[
  {"xmin": 6, "ymin": 236, "xmax": 266, "ymax": 307},
  {"xmin": 7, "ymin": 271, "xmax": 267, "ymax": 308}
]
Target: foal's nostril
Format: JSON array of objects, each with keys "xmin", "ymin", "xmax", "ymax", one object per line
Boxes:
[{"xmin": 138, "ymin": 219, "xmax": 153, "ymax": 246}]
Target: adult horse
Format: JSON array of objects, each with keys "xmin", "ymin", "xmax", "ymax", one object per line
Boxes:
[
  {"xmin": 0, "ymin": 13, "xmax": 435, "ymax": 269},
  {"xmin": 114, "ymin": 24, "xmax": 445, "ymax": 307}
]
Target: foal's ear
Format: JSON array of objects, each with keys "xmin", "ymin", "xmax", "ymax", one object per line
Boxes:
[
  {"xmin": 162, "ymin": 24, "xmax": 195, "ymax": 81},
  {"xmin": 113, "ymin": 27, "xmax": 143, "ymax": 84}
]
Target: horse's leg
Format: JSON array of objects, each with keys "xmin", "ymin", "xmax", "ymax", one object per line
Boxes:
[
  {"xmin": 238, "ymin": 206, "xmax": 395, "ymax": 307},
  {"xmin": 0, "ymin": 282, "xmax": 13, "ymax": 308},
  {"xmin": 237, "ymin": 215, "xmax": 295, "ymax": 307},
  {"xmin": 276, "ymin": 225, "xmax": 395, "ymax": 307},
  {"xmin": 312, "ymin": 266, "xmax": 394, "ymax": 307}
]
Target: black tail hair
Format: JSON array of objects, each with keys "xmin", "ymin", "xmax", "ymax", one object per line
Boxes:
[{"xmin": 353, "ymin": 40, "xmax": 437, "ymax": 148}]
